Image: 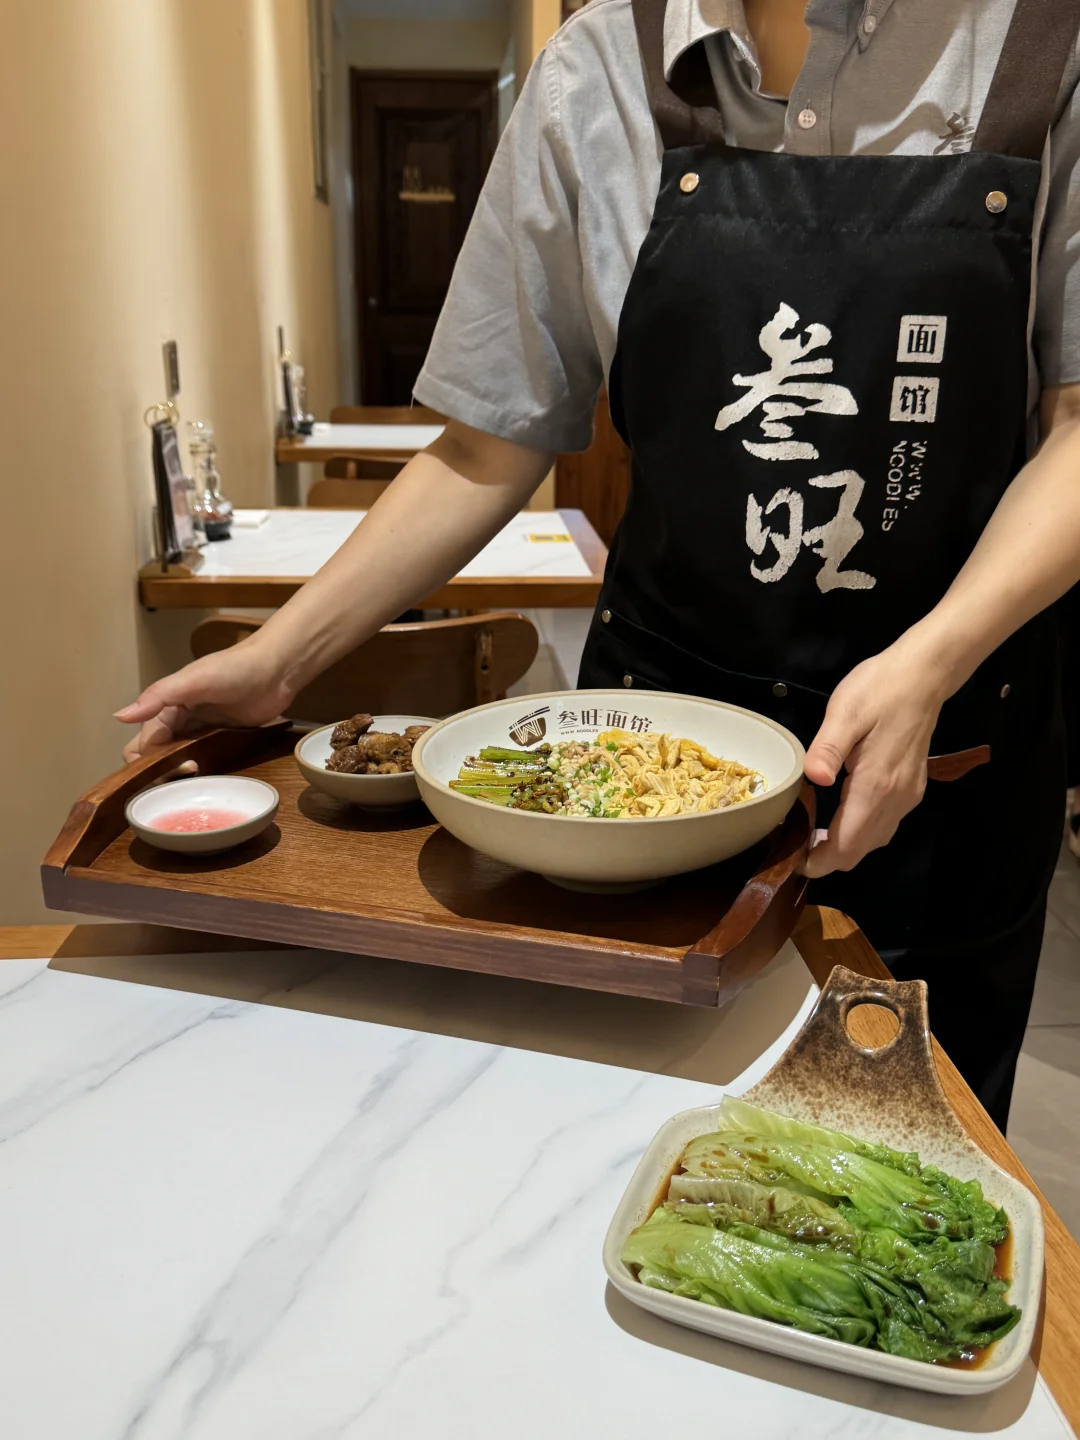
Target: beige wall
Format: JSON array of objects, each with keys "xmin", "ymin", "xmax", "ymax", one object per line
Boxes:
[
  {"xmin": 515, "ymin": 0, "xmax": 561, "ymax": 95},
  {"xmin": 0, "ymin": 0, "xmax": 339, "ymax": 924},
  {"xmin": 342, "ymin": 16, "xmax": 511, "ymax": 71}
]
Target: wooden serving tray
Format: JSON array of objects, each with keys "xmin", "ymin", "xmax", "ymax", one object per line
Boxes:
[{"xmin": 42, "ymin": 727, "xmax": 812, "ymax": 1008}]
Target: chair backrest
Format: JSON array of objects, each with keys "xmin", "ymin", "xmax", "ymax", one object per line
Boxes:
[
  {"xmin": 320, "ymin": 457, "xmax": 405, "ymax": 481},
  {"xmin": 191, "ymin": 612, "xmax": 539, "ymax": 721},
  {"xmin": 329, "ymin": 404, "xmax": 445, "ymax": 425},
  {"xmin": 309, "ymin": 467, "xmax": 403, "ymax": 510}
]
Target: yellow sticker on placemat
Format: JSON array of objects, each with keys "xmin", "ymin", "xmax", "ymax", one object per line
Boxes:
[{"xmin": 528, "ymin": 533, "xmax": 572, "ymax": 543}]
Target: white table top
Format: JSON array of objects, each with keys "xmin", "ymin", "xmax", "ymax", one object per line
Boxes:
[
  {"xmin": 295, "ymin": 421, "xmax": 445, "ymax": 452},
  {"xmin": 0, "ymin": 943, "xmax": 1069, "ymax": 1440},
  {"xmin": 199, "ymin": 509, "xmax": 593, "ymax": 580}
]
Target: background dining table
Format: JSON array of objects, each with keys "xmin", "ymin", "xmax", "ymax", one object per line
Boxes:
[
  {"xmin": 275, "ymin": 406, "xmax": 445, "ymax": 465},
  {"xmin": 140, "ymin": 507, "xmax": 607, "ymax": 611},
  {"xmin": 275, "ymin": 421, "xmax": 444, "ymax": 464}
]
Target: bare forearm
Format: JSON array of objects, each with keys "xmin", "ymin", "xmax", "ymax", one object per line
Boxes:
[
  {"xmin": 804, "ymin": 387, "xmax": 1080, "ymax": 875},
  {"xmin": 897, "ymin": 395, "xmax": 1080, "ymax": 699},
  {"xmin": 257, "ymin": 422, "xmax": 553, "ymax": 694}
]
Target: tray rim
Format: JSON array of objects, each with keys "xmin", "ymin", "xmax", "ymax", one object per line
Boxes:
[{"xmin": 40, "ymin": 725, "xmax": 813, "ymax": 1009}]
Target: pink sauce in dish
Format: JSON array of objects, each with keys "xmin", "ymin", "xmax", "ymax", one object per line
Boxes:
[{"xmin": 151, "ymin": 807, "xmax": 250, "ymax": 834}]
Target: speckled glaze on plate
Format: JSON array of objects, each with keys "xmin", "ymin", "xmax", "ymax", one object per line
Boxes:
[{"xmin": 603, "ymin": 966, "xmax": 1044, "ymax": 1395}]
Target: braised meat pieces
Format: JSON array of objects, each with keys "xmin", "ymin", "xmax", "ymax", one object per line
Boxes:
[{"xmin": 326, "ymin": 714, "xmax": 431, "ymax": 775}]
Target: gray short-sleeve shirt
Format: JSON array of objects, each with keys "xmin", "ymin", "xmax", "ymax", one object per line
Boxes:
[{"xmin": 414, "ymin": 0, "xmax": 1080, "ymax": 453}]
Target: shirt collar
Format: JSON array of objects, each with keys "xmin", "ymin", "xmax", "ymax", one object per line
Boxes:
[{"xmin": 662, "ymin": 0, "xmax": 899, "ymax": 78}]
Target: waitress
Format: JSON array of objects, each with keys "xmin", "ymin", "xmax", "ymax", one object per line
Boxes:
[{"xmin": 119, "ymin": 0, "xmax": 1080, "ymax": 1132}]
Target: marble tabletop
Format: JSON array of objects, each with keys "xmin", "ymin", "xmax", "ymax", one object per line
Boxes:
[
  {"xmin": 0, "ymin": 941, "xmax": 1071, "ymax": 1440},
  {"xmin": 192, "ymin": 509, "xmax": 593, "ymax": 581}
]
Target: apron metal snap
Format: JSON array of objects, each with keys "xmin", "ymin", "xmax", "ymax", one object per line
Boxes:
[
  {"xmin": 679, "ymin": 173, "xmax": 700, "ymax": 194},
  {"xmin": 601, "ymin": 609, "xmax": 612, "ymax": 624},
  {"xmin": 772, "ymin": 681, "xmax": 788, "ymax": 699},
  {"xmin": 1000, "ymin": 683, "xmax": 1011, "ymax": 698},
  {"xmin": 623, "ymin": 674, "xmax": 634, "ymax": 688},
  {"xmin": 986, "ymin": 190, "xmax": 1008, "ymax": 214}
]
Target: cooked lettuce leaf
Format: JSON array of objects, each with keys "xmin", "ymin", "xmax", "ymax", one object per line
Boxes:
[
  {"xmin": 622, "ymin": 1101, "xmax": 1019, "ymax": 1365},
  {"xmin": 622, "ymin": 1211, "xmax": 1020, "ymax": 1362},
  {"xmin": 714, "ymin": 1098, "xmax": 1008, "ymax": 1245},
  {"xmin": 680, "ymin": 1131, "xmax": 1006, "ymax": 1244},
  {"xmin": 622, "ymin": 1210, "xmax": 879, "ymax": 1347},
  {"xmin": 666, "ymin": 1175, "xmax": 856, "ymax": 1243},
  {"xmin": 717, "ymin": 1097, "xmax": 922, "ymax": 1175}
]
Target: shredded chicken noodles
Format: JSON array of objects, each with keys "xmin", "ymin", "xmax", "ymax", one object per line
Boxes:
[{"xmin": 450, "ymin": 729, "xmax": 766, "ymax": 818}]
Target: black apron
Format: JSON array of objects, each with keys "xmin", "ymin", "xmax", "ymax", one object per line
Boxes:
[{"xmin": 580, "ymin": 0, "xmax": 1076, "ymax": 1117}]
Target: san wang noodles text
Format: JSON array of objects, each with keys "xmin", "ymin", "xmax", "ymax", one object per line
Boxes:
[
  {"xmin": 716, "ymin": 302, "xmax": 940, "ymax": 591},
  {"xmin": 450, "ymin": 730, "xmax": 766, "ymax": 818}
]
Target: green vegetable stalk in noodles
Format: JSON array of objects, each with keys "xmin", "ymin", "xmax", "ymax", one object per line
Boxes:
[{"xmin": 620, "ymin": 1100, "xmax": 1020, "ymax": 1364}]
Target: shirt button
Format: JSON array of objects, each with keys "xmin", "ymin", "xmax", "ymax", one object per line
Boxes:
[
  {"xmin": 862, "ymin": 13, "xmax": 878, "ymax": 33},
  {"xmin": 623, "ymin": 674, "xmax": 634, "ymax": 688},
  {"xmin": 797, "ymin": 108, "xmax": 818, "ymax": 130},
  {"xmin": 772, "ymin": 682, "xmax": 788, "ymax": 699},
  {"xmin": 1000, "ymin": 683, "xmax": 1011, "ymax": 699},
  {"xmin": 601, "ymin": 609, "xmax": 612, "ymax": 624},
  {"xmin": 986, "ymin": 190, "xmax": 1008, "ymax": 214},
  {"xmin": 680, "ymin": 172, "xmax": 700, "ymax": 194}
]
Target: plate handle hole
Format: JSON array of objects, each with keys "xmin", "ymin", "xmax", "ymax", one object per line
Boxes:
[{"xmin": 845, "ymin": 1002, "xmax": 900, "ymax": 1050}]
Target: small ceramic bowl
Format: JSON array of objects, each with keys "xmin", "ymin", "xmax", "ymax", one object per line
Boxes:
[
  {"xmin": 295, "ymin": 716, "xmax": 436, "ymax": 809},
  {"xmin": 126, "ymin": 775, "xmax": 279, "ymax": 855}
]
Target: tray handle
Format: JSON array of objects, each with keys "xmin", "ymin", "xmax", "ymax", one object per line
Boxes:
[
  {"xmin": 744, "ymin": 964, "xmax": 970, "ymax": 1147},
  {"xmin": 683, "ymin": 784, "xmax": 814, "ymax": 1006},
  {"xmin": 42, "ymin": 724, "xmax": 293, "ymax": 875}
]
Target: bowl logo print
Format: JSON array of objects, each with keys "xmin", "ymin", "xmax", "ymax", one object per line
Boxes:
[{"xmin": 508, "ymin": 706, "xmax": 549, "ymax": 747}]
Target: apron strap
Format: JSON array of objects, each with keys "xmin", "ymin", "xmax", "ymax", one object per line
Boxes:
[
  {"xmin": 630, "ymin": 0, "xmax": 726, "ymax": 149},
  {"xmin": 973, "ymin": 0, "xmax": 1080, "ymax": 159}
]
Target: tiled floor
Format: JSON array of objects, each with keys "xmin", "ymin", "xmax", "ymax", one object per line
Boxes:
[
  {"xmin": 1010, "ymin": 841, "xmax": 1080, "ymax": 1241},
  {"xmin": 516, "ymin": 609, "xmax": 1080, "ymax": 1240}
]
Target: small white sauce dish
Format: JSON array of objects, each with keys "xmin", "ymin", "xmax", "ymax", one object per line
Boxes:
[
  {"xmin": 295, "ymin": 715, "xmax": 436, "ymax": 809},
  {"xmin": 125, "ymin": 775, "xmax": 279, "ymax": 855}
]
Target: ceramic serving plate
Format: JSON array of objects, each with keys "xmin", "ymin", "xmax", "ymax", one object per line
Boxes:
[
  {"xmin": 602, "ymin": 966, "xmax": 1044, "ymax": 1396},
  {"xmin": 412, "ymin": 690, "xmax": 805, "ymax": 888},
  {"xmin": 295, "ymin": 716, "xmax": 436, "ymax": 809}
]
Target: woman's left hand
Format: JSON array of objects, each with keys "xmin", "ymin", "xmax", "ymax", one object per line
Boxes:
[{"xmin": 802, "ymin": 636, "xmax": 950, "ymax": 879}]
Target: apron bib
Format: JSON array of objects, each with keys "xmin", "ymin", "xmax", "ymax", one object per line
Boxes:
[{"xmin": 580, "ymin": 0, "xmax": 1073, "ymax": 951}]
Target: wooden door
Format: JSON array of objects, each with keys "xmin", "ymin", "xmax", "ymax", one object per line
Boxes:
[
  {"xmin": 555, "ymin": 391, "xmax": 632, "ymax": 547},
  {"xmin": 352, "ymin": 71, "xmax": 496, "ymax": 404}
]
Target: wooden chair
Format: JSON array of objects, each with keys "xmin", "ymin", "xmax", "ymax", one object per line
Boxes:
[
  {"xmin": 309, "ymin": 458, "xmax": 404, "ymax": 511},
  {"xmin": 555, "ymin": 388, "xmax": 631, "ymax": 547},
  {"xmin": 190, "ymin": 612, "xmax": 539, "ymax": 722}
]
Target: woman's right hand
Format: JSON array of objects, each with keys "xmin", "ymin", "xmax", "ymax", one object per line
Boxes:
[{"xmin": 115, "ymin": 638, "xmax": 295, "ymax": 764}]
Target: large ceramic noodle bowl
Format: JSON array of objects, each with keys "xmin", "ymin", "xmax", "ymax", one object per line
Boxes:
[{"xmin": 412, "ymin": 690, "xmax": 806, "ymax": 888}]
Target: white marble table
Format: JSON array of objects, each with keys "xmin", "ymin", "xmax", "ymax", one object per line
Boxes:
[
  {"xmin": 0, "ymin": 941, "xmax": 1071, "ymax": 1440},
  {"xmin": 276, "ymin": 422, "xmax": 445, "ymax": 463},
  {"xmin": 140, "ymin": 509, "xmax": 607, "ymax": 611}
]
